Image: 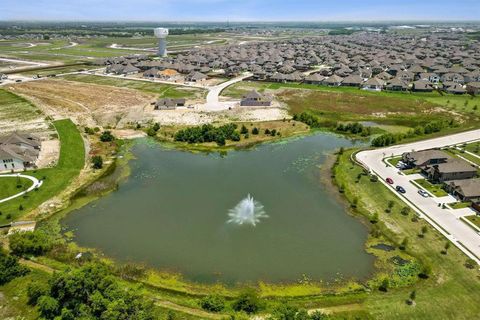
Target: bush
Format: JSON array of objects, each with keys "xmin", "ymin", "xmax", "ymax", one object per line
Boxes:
[
  {"xmin": 9, "ymin": 230, "xmax": 52, "ymax": 257},
  {"xmin": 175, "ymin": 123, "xmax": 239, "ymax": 146},
  {"xmin": 31, "ymin": 263, "xmax": 154, "ymax": 320},
  {"xmin": 84, "ymin": 127, "xmax": 95, "ymax": 135},
  {"xmin": 200, "ymin": 295, "xmax": 225, "ymax": 312},
  {"xmin": 91, "ymin": 155, "xmax": 103, "ymax": 169},
  {"xmin": 99, "ymin": 131, "xmax": 115, "ymax": 142},
  {"xmin": 465, "ymin": 258, "xmax": 476, "ymax": 269},
  {"xmin": 0, "ymin": 250, "xmax": 29, "ymax": 285},
  {"xmin": 232, "ymin": 290, "xmax": 262, "ymax": 314},
  {"xmin": 27, "ymin": 281, "xmax": 50, "ymax": 305},
  {"xmin": 240, "ymin": 125, "xmax": 248, "ymax": 134},
  {"xmin": 252, "ymin": 127, "xmax": 259, "ymax": 135}
]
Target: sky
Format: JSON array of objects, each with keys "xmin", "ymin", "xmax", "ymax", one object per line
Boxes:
[{"xmin": 1, "ymin": 0, "xmax": 479, "ymax": 22}]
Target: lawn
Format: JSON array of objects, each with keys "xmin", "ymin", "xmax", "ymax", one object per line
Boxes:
[
  {"xmin": 413, "ymin": 179, "xmax": 448, "ymax": 197},
  {"xmin": 465, "ymin": 215, "xmax": 480, "ymax": 229},
  {"xmin": 62, "ymin": 74, "xmax": 206, "ymax": 99},
  {"xmin": 334, "ymin": 150, "xmax": 480, "ymax": 319},
  {"xmin": 0, "ymin": 177, "xmax": 34, "ymax": 200},
  {"xmin": 0, "ymin": 119, "xmax": 85, "ymax": 224},
  {"xmin": 449, "ymin": 201, "xmax": 473, "ymax": 210},
  {"xmin": 464, "ymin": 141, "xmax": 480, "ymax": 155}
]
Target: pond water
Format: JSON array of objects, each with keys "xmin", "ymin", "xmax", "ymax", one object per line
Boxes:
[{"xmin": 64, "ymin": 133, "xmax": 374, "ymax": 284}]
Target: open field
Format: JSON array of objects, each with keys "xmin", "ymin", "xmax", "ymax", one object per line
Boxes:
[
  {"xmin": 0, "ymin": 88, "xmax": 49, "ymax": 134},
  {"xmin": 0, "ymin": 119, "xmax": 84, "ymax": 224},
  {"xmin": 63, "ymin": 74, "xmax": 205, "ymax": 99},
  {"xmin": 222, "ymin": 81, "xmax": 476, "ymax": 130},
  {"xmin": 18, "ymin": 64, "xmax": 98, "ymax": 76},
  {"xmin": 334, "ymin": 150, "xmax": 480, "ymax": 320},
  {"xmin": 7, "ymin": 79, "xmax": 156, "ymax": 127},
  {"xmin": 0, "ymin": 177, "xmax": 34, "ymax": 200}
]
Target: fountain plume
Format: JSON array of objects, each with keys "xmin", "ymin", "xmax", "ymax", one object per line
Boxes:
[{"xmin": 227, "ymin": 194, "xmax": 268, "ymax": 226}]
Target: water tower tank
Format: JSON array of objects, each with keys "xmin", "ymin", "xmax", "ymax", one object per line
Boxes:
[{"xmin": 154, "ymin": 28, "xmax": 169, "ymax": 57}]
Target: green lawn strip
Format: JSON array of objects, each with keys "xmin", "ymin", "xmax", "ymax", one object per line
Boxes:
[
  {"xmin": 386, "ymin": 156, "xmax": 402, "ymax": 167},
  {"xmin": 464, "ymin": 215, "xmax": 480, "ymax": 230},
  {"xmin": 413, "ymin": 179, "xmax": 448, "ymax": 197},
  {"xmin": 449, "ymin": 201, "xmax": 473, "ymax": 210},
  {"xmin": 444, "ymin": 148, "xmax": 480, "ymax": 167},
  {"xmin": 335, "ymin": 150, "xmax": 480, "ymax": 320},
  {"xmin": 0, "ymin": 177, "xmax": 34, "ymax": 200},
  {"xmin": 464, "ymin": 141, "xmax": 480, "ymax": 155},
  {"xmin": 0, "ymin": 119, "xmax": 84, "ymax": 224},
  {"xmin": 62, "ymin": 74, "xmax": 205, "ymax": 99}
]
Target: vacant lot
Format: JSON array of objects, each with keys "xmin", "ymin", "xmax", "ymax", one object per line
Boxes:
[
  {"xmin": 223, "ymin": 82, "xmax": 470, "ymax": 128},
  {"xmin": 63, "ymin": 74, "xmax": 206, "ymax": 99},
  {"xmin": 7, "ymin": 79, "xmax": 156, "ymax": 127},
  {"xmin": 0, "ymin": 88, "xmax": 50, "ymax": 134}
]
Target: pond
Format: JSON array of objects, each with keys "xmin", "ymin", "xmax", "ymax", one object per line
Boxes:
[{"xmin": 64, "ymin": 133, "xmax": 374, "ymax": 284}]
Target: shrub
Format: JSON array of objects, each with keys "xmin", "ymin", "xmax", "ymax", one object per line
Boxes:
[
  {"xmin": 9, "ymin": 230, "xmax": 52, "ymax": 257},
  {"xmin": 91, "ymin": 155, "xmax": 103, "ymax": 169},
  {"xmin": 232, "ymin": 290, "xmax": 262, "ymax": 314},
  {"xmin": 252, "ymin": 127, "xmax": 259, "ymax": 135},
  {"xmin": 379, "ymin": 278, "xmax": 389, "ymax": 292},
  {"xmin": 0, "ymin": 250, "xmax": 29, "ymax": 285},
  {"xmin": 200, "ymin": 295, "xmax": 225, "ymax": 312},
  {"xmin": 240, "ymin": 125, "xmax": 248, "ymax": 134},
  {"xmin": 27, "ymin": 281, "xmax": 50, "ymax": 305},
  {"xmin": 99, "ymin": 131, "xmax": 115, "ymax": 142},
  {"xmin": 465, "ymin": 258, "xmax": 476, "ymax": 269}
]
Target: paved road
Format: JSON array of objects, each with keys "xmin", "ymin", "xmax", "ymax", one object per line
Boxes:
[
  {"xmin": 0, "ymin": 173, "xmax": 43, "ymax": 204},
  {"xmin": 203, "ymin": 72, "xmax": 253, "ymax": 111},
  {"xmin": 356, "ymin": 129, "xmax": 480, "ymax": 263}
]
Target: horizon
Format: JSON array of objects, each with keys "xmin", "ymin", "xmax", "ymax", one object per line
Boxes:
[{"xmin": 1, "ymin": 0, "xmax": 480, "ymax": 22}]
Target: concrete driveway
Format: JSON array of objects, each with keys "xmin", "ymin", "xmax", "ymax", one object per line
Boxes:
[{"xmin": 356, "ymin": 129, "xmax": 480, "ymax": 263}]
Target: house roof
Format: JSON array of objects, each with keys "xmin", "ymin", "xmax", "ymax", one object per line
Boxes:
[
  {"xmin": 403, "ymin": 150, "xmax": 451, "ymax": 165},
  {"xmin": 431, "ymin": 159, "xmax": 477, "ymax": 174},
  {"xmin": 448, "ymin": 178, "xmax": 480, "ymax": 198}
]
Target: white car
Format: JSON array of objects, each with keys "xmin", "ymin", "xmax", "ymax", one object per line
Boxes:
[{"xmin": 418, "ymin": 189, "xmax": 429, "ymax": 197}]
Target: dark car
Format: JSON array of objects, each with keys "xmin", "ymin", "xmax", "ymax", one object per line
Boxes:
[
  {"xmin": 386, "ymin": 177, "xmax": 394, "ymax": 184},
  {"xmin": 396, "ymin": 186, "xmax": 406, "ymax": 194}
]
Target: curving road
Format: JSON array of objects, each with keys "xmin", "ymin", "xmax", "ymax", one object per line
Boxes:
[
  {"xmin": 0, "ymin": 173, "xmax": 43, "ymax": 204},
  {"xmin": 203, "ymin": 72, "xmax": 253, "ymax": 111},
  {"xmin": 356, "ymin": 129, "xmax": 480, "ymax": 264}
]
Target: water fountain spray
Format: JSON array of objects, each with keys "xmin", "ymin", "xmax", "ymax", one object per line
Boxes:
[{"xmin": 227, "ymin": 194, "xmax": 268, "ymax": 226}]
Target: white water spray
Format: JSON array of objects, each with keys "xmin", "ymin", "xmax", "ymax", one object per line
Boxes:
[{"xmin": 227, "ymin": 194, "xmax": 268, "ymax": 226}]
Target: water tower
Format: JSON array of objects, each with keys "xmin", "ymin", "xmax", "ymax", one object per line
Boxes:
[{"xmin": 154, "ymin": 28, "xmax": 169, "ymax": 57}]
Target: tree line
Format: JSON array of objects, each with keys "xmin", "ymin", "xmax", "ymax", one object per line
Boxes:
[{"xmin": 174, "ymin": 123, "xmax": 240, "ymax": 146}]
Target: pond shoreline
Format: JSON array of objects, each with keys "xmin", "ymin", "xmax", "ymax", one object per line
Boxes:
[{"xmin": 48, "ymin": 132, "xmax": 386, "ymax": 298}]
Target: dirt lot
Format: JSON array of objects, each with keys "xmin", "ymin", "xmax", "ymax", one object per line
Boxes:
[{"xmin": 7, "ymin": 79, "xmax": 156, "ymax": 127}]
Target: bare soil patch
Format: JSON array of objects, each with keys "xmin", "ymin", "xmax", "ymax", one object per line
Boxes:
[{"xmin": 7, "ymin": 79, "xmax": 155, "ymax": 127}]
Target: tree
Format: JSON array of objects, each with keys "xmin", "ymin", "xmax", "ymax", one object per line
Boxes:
[
  {"xmin": 9, "ymin": 230, "xmax": 52, "ymax": 257},
  {"xmin": 419, "ymin": 226, "xmax": 428, "ymax": 238},
  {"xmin": 252, "ymin": 127, "xmax": 259, "ymax": 135},
  {"xmin": 200, "ymin": 295, "xmax": 225, "ymax": 312},
  {"xmin": 240, "ymin": 125, "xmax": 248, "ymax": 134},
  {"xmin": 37, "ymin": 296, "xmax": 59, "ymax": 319},
  {"xmin": 379, "ymin": 278, "xmax": 389, "ymax": 292},
  {"xmin": 419, "ymin": 263, "xmax": 432, "ymax": 278},
  {"xmin": 271, "ymin": 303, "xmax": 298, "ymax": 320},
  {"xmin": 410, "ymin": 290, "xmax": 416, "ymax": 301},
  {"xmin": 0, "ymin": 250, "xmax": 29, "ymax": 285},
  {"xmin": 386, "ymin": 200, "xmax": 395, "ymax": 213},
  {"xmin": 153, "ymin": 122, "xmax": 160, "ymax": 132},
  {"xmin": 91, "ymin": 155, "xmax": 103, "ymax": 169},
  {"xmin": 310, "ymin": 311, "xmax": 327, "ymax": 320},
  {"xmin": 264, "ymin": 129, "xmax": 271, "ymax": 135},
  {"xmin": 100, "ymin": 131, "xmax": 115, "ymax": 142},
  {"xmin": 465, "ymin": 258, "xmax": 476, "ymax": 269},
  {"xmin": 400, "ymin": 206, "xmax": 410, "ymax": 216},
  {"xmin": 232, "ymin": 289, "xmax": 262, "ymax": 314},
  {"xmin": 442, "ymin": 241, "xmax": 451, "ymax": 255},
  {"xmin": 399, "ymin": 237, "xmax": 408, "ymax": 251}
]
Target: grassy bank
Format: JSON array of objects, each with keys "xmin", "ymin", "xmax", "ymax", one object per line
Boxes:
[
  {"xmin": 0, "ymin": 177, "xmax": 34, "ymax": 200},
  {"xmin": 0, "ymin": 119, "xmax": 85, "ymax": 224},
  {"xmin": 333, "ymin": 149, "xmax": 480, "ymax": 319}
]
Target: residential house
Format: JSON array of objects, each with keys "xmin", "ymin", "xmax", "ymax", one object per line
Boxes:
[
  {"xmin": 423, "ymin": 159, "xmax": 477, "ymax": 183},
  {"xmin": 0, "ymin": 132, "xmax": 41, "ymax": 171},
  {"xmin": 402, "ymin": 150, "xmax": 451, "ymax": 168},
  {"xmin": 466, "ymin": 82, "xmax": 480, "ymax": 95},
  {"xmin": 240, "ymin": 90, "xmax": 272, "ymax": 107},
  {"xmin": 444, "ymin": 178, "xmax": 480, "ymax": 202},
  {"xmin": 386, "ymin": 78, "xmax": 408, "ymax": 91},
  {"xmin": 362, "ymin": 78, "xmax": 385, "ymax": 91},
  {"xmin": 412, "ymin": 80, "xmax": 434, "ymax": 92},
  {"xmin": 186, "ymin": 72, "xmax": 207, "ymax": 83},
  {"xmin": 154, "ymin": 98, "xmax": 186, "ymax": 110}
]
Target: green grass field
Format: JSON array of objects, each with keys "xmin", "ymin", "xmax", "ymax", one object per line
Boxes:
[
  {"xmin": 0, "ymin": 177, "xmax": 34, "ymax": 201},
  {"xmin": 62, "ymin": 74, "xmax": 206, "ymax": 99},
  {"xmin": 0, "ymin": 89, "xmax": 44, "ymax": 123},
  {"xmin": 465, "ymin": 215, "xmax": 480, "ymax": 229},
  {"xmin": 334, "ymin": 150, "xmax": 480, "ymax": 319},
  {"xmin": 0, "ymin": 119, "xmax": 84, "ymax": 224}
]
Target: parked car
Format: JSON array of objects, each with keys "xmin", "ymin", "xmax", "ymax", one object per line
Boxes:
[
  {"xmin": 395, "ymin": 161, "xmax": 406, "ymax": 169},
  {"xmin": 386, "ymin": 177, "xmax": 394, "ymax": 184},
  {"xmin": 396, "ymin": 186, "xmax": 406, "ymax": 194},
  {"xmin": 418, "ymin": 189, "xmax": 429, "ymax": 197}
]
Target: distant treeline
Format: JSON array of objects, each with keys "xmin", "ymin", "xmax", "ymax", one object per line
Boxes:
[
  {"xmin": 328, "ymin": 28, "xmax": 357, "ymax": 36},
  {"xmin": 0, "ymin": 26, "xmax": 225, "ymax": 37}
]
